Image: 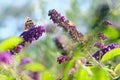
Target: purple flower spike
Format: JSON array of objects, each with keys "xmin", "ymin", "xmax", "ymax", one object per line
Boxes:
[
  {"xmin": 103, "ymin": 20, "xmax": 118, "ymax": 28},
  {"xmin": 20, "ymin": 26, "xmax": 45, "ymax": 43},
  {"xmin": 57, "ymin": 55, "xmax": 67, "ymax": 64},
  {"xmin": 94, "ymin": 42, "xmax": 106, "ymax": 48},
  {"xmin": 12, "ymin": 45, "xmax": 23, "ymax": 53},
  {"xmin": 10, "ymin": 25, "xmax": 45, "ymax": 54},
  {"xmin": 48, "ymin": 9, "xmax": 67, "ymax": 26},
  {"xmin": 98, "ymin": 32, "xmax": 107, "ymax": 40},
  {"xmin": 19, "ymin": 57, "xmax": 32, "ymax": 65},
  {"xmin": 92, "ymin": 43, "xmax": 120, "ymax": 60},
  {"xmin": 0, "ymin": 50, "xmax": 12, "ymax": 64},
  {"xmin": 48, "ymin": 9, "xmax": 83, "ymax": 41},
  {"xmin": 54, "ymin": 37, "xmax": 64, "ymax": 50},
  {"xmin": 69, "ymin": 67, "xmax": 76, "ymax": 75},
  {"xmin": 103, "ymin": 20, "xmax": 114, "ymax": 25},
  {"xmin": 29, "ymin": 71, "xmax": 40, "ymax": 80}
]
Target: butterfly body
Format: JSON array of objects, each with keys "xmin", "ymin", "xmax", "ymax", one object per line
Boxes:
[{"xmin": 24, "ymin": 17, "xmax": 35, "ymax": 30}]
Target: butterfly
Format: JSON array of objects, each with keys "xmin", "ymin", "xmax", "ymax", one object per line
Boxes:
[{"xmin": 24, "ymin": 17, "xmax": 35, "ymax": 31}]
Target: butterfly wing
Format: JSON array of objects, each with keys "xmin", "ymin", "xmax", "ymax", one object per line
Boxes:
[{"xmin": 24, "ymin": 17, "xmax": 35, "ymax": 30}]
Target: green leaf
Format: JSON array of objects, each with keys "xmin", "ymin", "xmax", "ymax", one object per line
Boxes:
[
  {"xmin": 103, "ymin": 26, "xmax": 119, "ymax": 40},
  {"xmin": 101, "ymin": 48, "xmax": 120, "ymax": 62},
  {"xmin": 73, "ymin": 66, "xmax": 91, "ymax": 80},
  {"xmin": 22, "ymin": 62, "xmax": 45, "ymax": 71},
  {"xmin": 41, "ymin": 71, "xmax": 54, "ymax": 80},
  {"xmin": 0, "ymin": 36, "xmax": 23, "ymax": 51},
  {"xmin": 104, "ymin": 67, "xmax": 116, "ymax": 77},
  {"xmin": 91, "ymin": 66, "xmax": 110, "ymax": 80},
  {"xmin": 63, "ymin": 58, "xmax": 77, "ymax": 80},
  {"xmin": 0, "ymin": 74, "xmax": 9, "ymax": 80},
  {"xmin": 114, "ymin": 64, "xmax": 120, "ymax": 73},
  {"xmin": 73, "ymin": 49, "xmax": 83, "ymax": 57}
]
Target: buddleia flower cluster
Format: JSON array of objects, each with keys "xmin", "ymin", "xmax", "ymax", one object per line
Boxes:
[
  {"xmin": 48, "ymin": 9, "xmax": 83, "ymax": 41},
  {"xmin": 0, "ymin": 50, "xmax": 12, "ymax": 64},
  {"xmin": 0, "ymin": 20, "xmax": 45, "ymax": 64},
  {"xmin": 92, "ymin": 32, "xmax": 120, "ymax": 60},
  {"xmin": 92, "ymin": 43, "xmax": 120, "ymax": 60},
  {"xmin": 54, "ymin": 35, "xmax": 73, "ymax": 64},
  {"xmin": 11, "ymin": 25, "xmax": 45, "ymax": 54}
]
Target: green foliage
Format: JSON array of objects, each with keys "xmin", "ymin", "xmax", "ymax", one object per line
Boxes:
[
  {"xmin": 0, "ymin": 74, "xmax": 8, "ymax": 80},
  {"xmin": 63, "ymin": 58, "xmax": 76, "ymax": 80},
  {"xmin": 74, "ymin": 69, "xmax": 89, "ymax": 80},
  {"xmin": 114, "ymin": 64, "xmax": 120, "ymax": 73},
  {"xmin": 41, "ymin": 71, "xmax": 54, "ymax": 80},
  {"xmin": 90, "ymin": 66, "xmax": 110, "ymax": 80},
  {"xmin": 113, "ymin": 76, "xmax": 120, "ymax": 80},
  {"xmin": 0, "ymin": 74, "xmax": 12, "ymax": 80},
  {"xmin": 104, "ymin": 67, "xmax": 116, "ymax": 77},
  {"xmin": 22, "ymin": 62, "xmax": 45, "ymax": 72},
  {"xmin": 101, "ymin": 48, "xmax": 120, "ymax": 62},
  {"xmin": 0, "ymin": 64, "xmax": 16, "ymax": 80},
  {"xmin": 73, "ymin": 49, "xmax": 83, "ymax": 57},
  {"xmin": 65, "ymin": 64, "xmax": 110, "ymax": 80},
  {"xmin": 0, "ymin": 36, "xmax": 23, "ymax": 51},
  {"xmin": 103, "ymin": 26, "xmax": 119, "ymax": 40},
  {"xmin": 73, "ymin": 65, "xmax": 91, "ymax": 80}
]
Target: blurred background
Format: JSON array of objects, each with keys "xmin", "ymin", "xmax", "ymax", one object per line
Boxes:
[
  {"xmin": 0, "ymin": 0, "xmax": 70, "ymax": 39},
  {"xmin": 0, "ymin": 0, "xmax": 120, "ymax": 79},
  {"xmin": 0, "ymin": 0, "xmax": 102, "ymax": 39},
  {"xmin": 0, "ymin": 0, "xmax": 120, "ymax": 38}
]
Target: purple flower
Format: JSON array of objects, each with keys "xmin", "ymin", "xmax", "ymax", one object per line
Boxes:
[
  {"xmin": 20, "ymin": 26, "xmax": 45, "ymax": 43},
  {"xmin": 98, "ymin": 32, "xmax": 107, "ymax": 40},
  {"xmin": 19, "ymin": 57, "xmax": 32, "ymax": 65},
  {"xmin": 69, "ymin": 67, "xmax": 76, "ymax": 75},
  {"xmin": 103, "ymin": 20, "xmax": 114, "ymax": 25},
  {"xmin": 94, "ymin": 42, "xmax": 106, "ymax": 48},
  {"xmin": 29, "ymin": 71, "xmax": 40, "ymax": 80},
  {"xmin": 57, "ymin": 55, "xmax": 67, "ymax": 64},
  {"xmin": 103, "ymin": 20, "xmax": 118, "ymax": 28},
  {"xmin": 54, "ymin": 37, "xmax": 64, "ymax": 50},
  {"xmin": 10, "ymin": 26, "xmax": 45, "ymax": 54},
  {"xmin": 92, "ymin": 43, "xmax": 120, "ymax": 60},
  {"xmin": 12, "ymin": 45, "xmax": 23, "ymax": 53},
  {"xmin": 48, "ymin": 9, "xmax": 83, "ymax": 41},
  {"xmin": 0, "ymin": 50, "xmax": 12, "ymax": 64},
  {"xmin": 48, "ymin": 9, "xmax": 65, "ymax": 26},
  {"xmin": 103, "ymin": 20, "xmax": 120, "ymax": 31}
]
